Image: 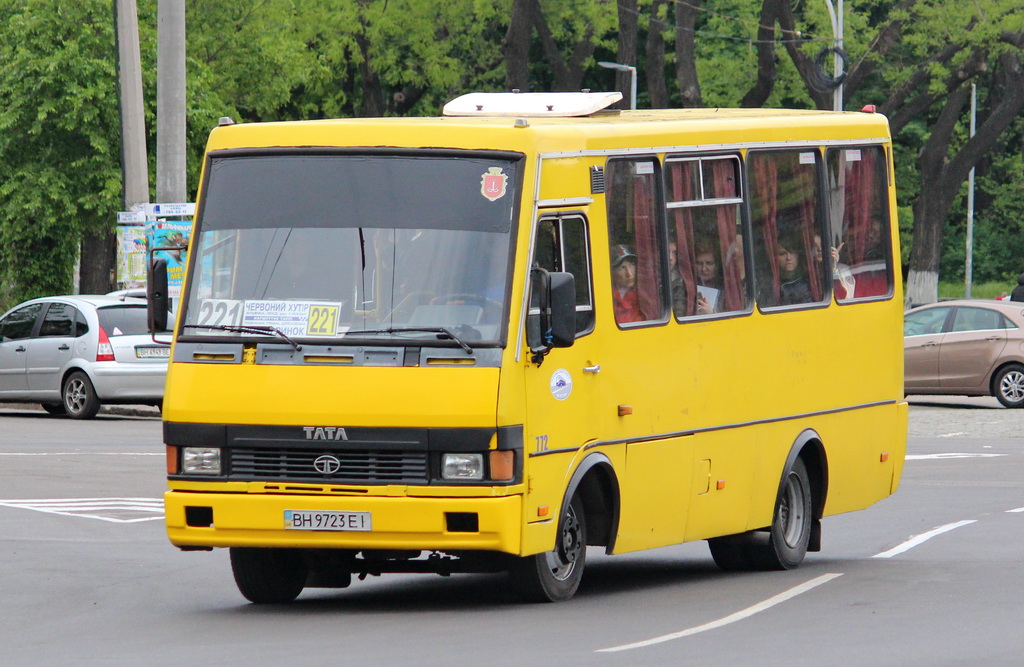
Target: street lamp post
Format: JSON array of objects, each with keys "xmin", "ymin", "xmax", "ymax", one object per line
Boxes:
[
  {"xmin": 597, "ymin": 61, "xmax": 637, "ymax": 110},
  {"xmin": 824, "ymin": 0, "xmax": 844, "ymax": 111}
]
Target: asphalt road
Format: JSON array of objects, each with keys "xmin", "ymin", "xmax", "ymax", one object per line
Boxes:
[{"xmin": 0, "ymin": 398, "xmax": 1021, "ymax": 666}]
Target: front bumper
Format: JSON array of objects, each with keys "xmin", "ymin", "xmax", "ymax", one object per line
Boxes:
[{"xmin": 165, "ymin": 490, "xmax": 523, "ymax": 554}]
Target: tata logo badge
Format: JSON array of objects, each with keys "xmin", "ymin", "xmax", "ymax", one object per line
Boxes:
[
  {"xmin": 303, "ymin": 426, "xmax": 349, "ymax": 441},
  {"xmin": 313, "ymin": 454, "xmax": 342, "ymax": 475},
  {"xmin": 480, "ymin": 167, "xmax": 508, "ymax": 202}
]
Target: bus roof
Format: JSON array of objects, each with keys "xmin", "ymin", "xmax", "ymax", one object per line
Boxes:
[{"xmin": 206, "ymin": 97, "xmax": 892, "ymax": 154}]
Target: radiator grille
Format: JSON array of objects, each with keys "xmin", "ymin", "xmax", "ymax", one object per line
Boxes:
[{"xmin": 230, "ymin": 448, "xmax": 429, "ymax": 484}]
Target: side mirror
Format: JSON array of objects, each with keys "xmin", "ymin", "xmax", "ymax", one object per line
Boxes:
[
  {"xmin": 527, "ymin": 268, "xmax": 576, "ymax": 364},
  {"xmin": 547, "ymin": 272, "xmax": 576, "ymax": 348},
  {"xmin": 148, "ymin": 257, "xmax": 169, "ymax": 333}
]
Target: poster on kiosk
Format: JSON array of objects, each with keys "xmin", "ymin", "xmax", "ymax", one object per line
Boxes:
[{"xmin": 115, "ymin": 203, "xmax": 194, "ymax": 297}]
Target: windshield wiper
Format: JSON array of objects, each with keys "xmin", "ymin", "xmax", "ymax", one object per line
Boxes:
[
  {"xmin": 182, "ymin": 324, "xmax": 302, "ymax": 351},
  {"xmin": 343, "ymin": 326, "xmax": 474, "ymax": 354}
]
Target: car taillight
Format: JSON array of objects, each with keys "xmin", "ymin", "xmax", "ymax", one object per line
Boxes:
[{"xmin": 96, "ymin": 327, "xmax": 115, "ymax": 362}]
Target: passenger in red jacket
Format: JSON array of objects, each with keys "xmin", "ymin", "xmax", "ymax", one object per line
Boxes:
[{"xmin": 611, "ymin": 244, "xmax": 644, "ymax": 324}]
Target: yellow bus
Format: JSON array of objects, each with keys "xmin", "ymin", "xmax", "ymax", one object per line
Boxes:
[{"xmin": 156, "ymin": 92, "xmax": 906, "ymax": 603}]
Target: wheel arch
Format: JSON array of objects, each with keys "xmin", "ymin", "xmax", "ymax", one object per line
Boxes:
[
  {"xmin": 561, "ymin": 452, "xmax": 621, "ymax": 555},
  {"xmin": 60, "ymin": 363, "xmax": 95, "ymax": 390},
  {"xmin": 778, "ymin": 429, "xmax": 828, "ymax": 552}
]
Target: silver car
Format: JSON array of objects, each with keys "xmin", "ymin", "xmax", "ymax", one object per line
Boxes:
[{"xmin": 0, "ymin": 295, "xmax": 170, "ymax": 418}]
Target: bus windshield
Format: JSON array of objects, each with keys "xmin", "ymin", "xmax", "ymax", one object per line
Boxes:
[{"xmin": 180, "ymin": 152, "xmax": 520, "ymax": 346}]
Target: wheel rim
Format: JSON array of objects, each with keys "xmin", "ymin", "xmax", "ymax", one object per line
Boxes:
[
  {"xmin": 543, "ymin": 504, "xmax": 582, "ymax": 582},
  {"xmin": 778, "ymin": 472, "xmax": 807, "ymax": 548},
  {"xmin": 1000, "ymin": 370, "xmax": 1024, "ymax": 403},
  {"xmin": 65, "ymin": 378, "xmax": 87, "ymax": 413}
]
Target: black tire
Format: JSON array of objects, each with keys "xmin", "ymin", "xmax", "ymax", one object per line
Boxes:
[
  {"xmin": 509, "ymin": 495, "xmax": 586, "ymax": 602},
  {"xmin": 708, "ymin": 458, "xmax": 813, "ymax": 571},
  {"xmin": 230, "ymin": 547, "xmax": 308, "ymax": 604},
  {"xmin": 754, "ymin": 458, "xmax": 812, "ymax": 570},
  {"xmin": 708, "ymin": 534, "xmax": 755, "ymax": 571},
  {"xmin": 62, "ymin": 371, "xmax": 101, "ymax": 420},
  {"xmin": 993, "ymin": 365, "xmax": 1024, "ymax": 408},
  {"xmin": 40, "ymin": 403, "xmax": 67, "ymax": 416}
]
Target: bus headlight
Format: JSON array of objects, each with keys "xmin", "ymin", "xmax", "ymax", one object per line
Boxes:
[
  {"xmin": 441, "ymin": 453, "xmax": 484, "ymax": 480},
  {"xmin": 182, "ymin": 447, "xmax": 222, "ymax": 475}
]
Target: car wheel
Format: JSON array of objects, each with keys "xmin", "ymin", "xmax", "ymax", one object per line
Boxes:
[
  {"xmin": 509, "ymin": 495, "xmax": 586, "ymax": 602},
  {"xmin": 62, "ymin": 371, "xmax": 101, "ymax": 420},
  {"xmin": 230, "ymin": 548, "xmax": 307, "ymax": 604},
  {"xmin": 40, "ymin": 403, "xmax": 67, "ymax": 416},
  {"xmin": 993, "ymin": 364, "xmax": 1024, "ymax": 408}
]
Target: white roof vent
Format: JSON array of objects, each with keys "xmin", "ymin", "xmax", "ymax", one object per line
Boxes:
[{"xmin": 443, "ymin": 91, "xmax": 623, "ymax": 118}]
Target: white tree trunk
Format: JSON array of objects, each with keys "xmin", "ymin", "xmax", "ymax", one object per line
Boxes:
[{"xmin": 905, "ymin": 269, "xmax": 939, "ymax": 309}]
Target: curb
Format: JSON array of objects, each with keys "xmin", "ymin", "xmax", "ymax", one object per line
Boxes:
[{"xmin": 1, "ymin": 403, "xmax": 161, "ymax": 419}]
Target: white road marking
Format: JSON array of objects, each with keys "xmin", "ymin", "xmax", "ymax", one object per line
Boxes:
[
  {"xmin": 905, "ymin": 453, "xmax": 1006, "ymax": 460},
  {"xmin": 936, "ymin": 432, "xmax": 967, "ymax": 438},
  {"xmin": 0, "ymin": 497, "xmax": 164, "ymax": 523},
  {"xmin": 872, "ymin": 520, "xmax": 976, "ymax": 558},
  {"xmin": 596, "ymin": 573, "xmax": 843, "ymax": 652},
  {"xmin": 1007, "ymin": 507, "xmax": 1024, "ymax": 513}
]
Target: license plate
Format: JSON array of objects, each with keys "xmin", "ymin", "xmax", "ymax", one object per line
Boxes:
[
  {"xmin": 284, "ymin": 510, "xmax": 371, "ymax": 531},
  {"xmin": 136, "ymin": 346, "xmax": 170, "ymax": 359}
]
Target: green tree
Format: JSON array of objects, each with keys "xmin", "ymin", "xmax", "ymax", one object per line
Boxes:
[{"xmin": 0, "ymin": 0, "xmax": 123, "ymax": 309}]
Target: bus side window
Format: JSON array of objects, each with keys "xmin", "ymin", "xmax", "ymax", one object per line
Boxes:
[
  {"xmin": 533, "ymin": 215, "xmax": 595, "ymax": 336},
  {"xmin": 665, "ymin": 155, "xmax": 749, "ymax": 318},
  {"xmin": 749, "ymin": 150, "xmax": 828, "ymax": 309},
  {"xmin": 605, "ymin": 158, "xmax": 667, "ymax": 326},
  {"xmin": 826, "ymin": 146, "xmax": 893, "ymax": 301}
]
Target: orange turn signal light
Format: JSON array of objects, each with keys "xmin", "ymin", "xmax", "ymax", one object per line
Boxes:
[
  {"xmin": 166, "ymin": 445, "xmax": 178, "ymax": 475},
  {"xmin": 618, "ymin": 405, "xmax": 633, "ymax": 417},
  {"xmin": 880, "ymin": 452, "xmax": 890, "ymax": 463},
  {"xmin": 716, "ymin": 480, "xmax": 727, "ymax": 490},
  {"xmin": 489, "ymin": 450, "xmax": 514, "ymax": 481}
]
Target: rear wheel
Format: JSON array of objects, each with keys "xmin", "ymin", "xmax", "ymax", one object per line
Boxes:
[
  {"xmin": 230, "ymin": 547, "xmax": 307, "ymax": 604},
  {"xmin": 758, "ymin": 458, "xmax": 813, "ymax": 569},
  {"xmin": 709, "ymin": 458, "xmax": 813, "ymax": 571},
  {"xmin": 994, "ymin": 365, "xmax": 1024, "ymax": 408},
  {"xmin": 62, "ymin": 371, "xmax": 100, "ymax": 420},
  {"xmin": 509, "ymin": 495, "xmax": 586, "ymax": 602}
]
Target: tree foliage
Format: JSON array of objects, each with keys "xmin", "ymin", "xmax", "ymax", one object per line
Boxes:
[
  {"xmin": 0, "ymin": 1, "xmax": 124, "ymax": 307},
  {"xmin": 1, "ymin": 0, "xmax": 1023, "ymax": 311}
]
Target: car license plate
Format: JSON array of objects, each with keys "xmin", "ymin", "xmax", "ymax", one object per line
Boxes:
[
  {"xmin": 284, "ymin": 510, "xmax": 371, "ymax": 531},
  {"xmin": 136, "ymin": 346, "xmax": 170, "ymax": 359}
]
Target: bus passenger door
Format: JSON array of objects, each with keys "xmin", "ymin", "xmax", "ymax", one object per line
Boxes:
[{"xmin": 522, "ymin": 213, "xmax": 602, "ymax": 529}]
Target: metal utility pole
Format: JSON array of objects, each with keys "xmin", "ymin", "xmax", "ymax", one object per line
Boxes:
[
  {"xmin": 966, "ymin": 83, "xmax": 977, "ymax": 298},
  {"xmin": 157, "ymin": 0, "xmax": 187, "ymax": 203},
  {"xmin": 825, "ymin": 0, "xmax": 845, "ymax": 111}
]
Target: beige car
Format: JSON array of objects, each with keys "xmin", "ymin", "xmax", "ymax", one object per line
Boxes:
[{"xmin": 904, "ymin": 299, "xmax": 1024, "ymax": 407}]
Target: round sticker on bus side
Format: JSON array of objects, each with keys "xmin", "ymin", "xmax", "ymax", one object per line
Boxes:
[{"xmin": 550, "ymin": 368, "xmax": 572, "ymax": 401}]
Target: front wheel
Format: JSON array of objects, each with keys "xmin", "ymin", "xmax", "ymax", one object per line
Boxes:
[
  {"xmin": 62, "ymin": 371, "xmax": 100, "ymax": 419},
  {"xmin": 994, "ymin": 365, "xmax": 1024, "ymax": 408},
  {"xmin": 230, "ymin": 547, "xmax": 307, "ymax": 604},
  {"xmin": 509, "ymin": 495, "xmax": 586, "ymax": 602}
]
